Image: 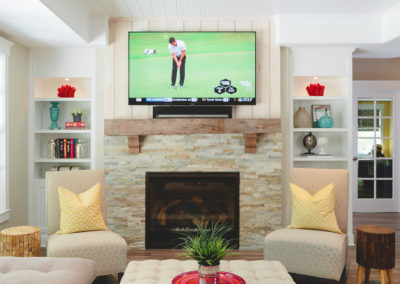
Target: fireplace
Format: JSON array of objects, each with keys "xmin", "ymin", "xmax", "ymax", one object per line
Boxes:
[{"xmin": 145, "ymin": 172, "xmax": 240, "ymax": 249}]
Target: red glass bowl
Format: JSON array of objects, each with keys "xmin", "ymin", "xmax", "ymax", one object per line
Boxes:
[{"xmin": 172, "ymin": 271, "xmax": 246, "ymax": 284}]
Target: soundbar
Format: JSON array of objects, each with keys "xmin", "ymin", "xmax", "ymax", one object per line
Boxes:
[{"xmin": 153, "ymin": 106, "xmax": 232, "ymax": 118}]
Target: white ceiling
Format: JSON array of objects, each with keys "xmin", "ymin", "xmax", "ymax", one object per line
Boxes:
[
  {"xmin": 82, "ymin": 0, "xmax": 400, "ymax": 19},
  {"xmin": 0, "ymin": 0, "xmax": 86, "ymax": 47},
  {"xmin": 1, "ymin": 0, "xmax": 400, "ymax": 58}
]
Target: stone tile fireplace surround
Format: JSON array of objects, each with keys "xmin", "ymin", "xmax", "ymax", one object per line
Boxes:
[{"xmin": 104, "ymin": 133, "xmax": 282, "ymax": 249}]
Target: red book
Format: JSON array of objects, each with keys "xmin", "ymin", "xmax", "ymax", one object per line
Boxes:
[
  {"xmin": 63, "ymin": 139, "xmax": 67, "ymax": 158},
  {"xmin": 70, "ymin": 138, "xmax": 75, "ymax": 158},
  {"xmin": 65, "ymin": 122, "xmax": 85, "ymax": 128}
]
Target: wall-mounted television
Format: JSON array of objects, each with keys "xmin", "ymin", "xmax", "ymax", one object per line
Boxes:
[{"xmin": 128, "ymin": 31, "xmax": 256, "ymax": 105}]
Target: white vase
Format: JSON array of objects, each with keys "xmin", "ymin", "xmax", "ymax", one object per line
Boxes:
[
  {"xmin": 294, "ymin": 106, "xmax": 311, "ymax": 128},
  {"xmin": 318, "ymin": 136, "xmax": 328, "ymax": 155}
]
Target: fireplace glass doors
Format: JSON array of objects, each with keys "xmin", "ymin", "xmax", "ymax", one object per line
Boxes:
[{"xmin": 145, "ymin": 172, "xmax": 239, "ymax": 249}]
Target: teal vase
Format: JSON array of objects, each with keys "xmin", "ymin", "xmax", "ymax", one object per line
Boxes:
[
  {"xmin": 318, "ymin": 111, "xmax": 334, "ymax": 128},
  {"xmin": 49, "ymin": 101, "xmax": 61, "ymax": 130}
]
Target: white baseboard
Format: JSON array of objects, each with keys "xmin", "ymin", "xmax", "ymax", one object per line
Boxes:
[
  {"xmin": 41, "ymin": 232, "xmax": 47, "ymax": 248},
  {"xmin": 348, "ymin": 232, "xmax": 355, "ymax": 246}
]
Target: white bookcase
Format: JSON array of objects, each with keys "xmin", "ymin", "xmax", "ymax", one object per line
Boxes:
[
  {"xmin": 291, "ymin": 78, "xmax": 349, "ymax": 167},
  {"xmin": 30, "ymin": 77, "xmax": 95, "ymax": 243},
  {"xmin": 288, "ymin": 48, "xmax": 354, "ymax": 244},
  {"xmin": 32, "ymin": 77, "xmax": 94, "ymax": 180}
]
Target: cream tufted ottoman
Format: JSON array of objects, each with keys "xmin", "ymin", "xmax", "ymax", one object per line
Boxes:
[
  {"xmin": 0, "ymin": 256, "xmax": 96, "ymax": 284},
  {"xmin": 121, "ymin": 259, "xmax": 295, "ymax": 284}
]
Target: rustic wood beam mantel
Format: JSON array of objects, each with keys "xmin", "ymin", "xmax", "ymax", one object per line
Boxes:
[{"xmin": 105, "ymin": 118, "xmax": 281, "ymax": 153}]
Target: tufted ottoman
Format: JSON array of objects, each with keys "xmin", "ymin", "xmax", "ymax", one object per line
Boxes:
[
  {"xmin": 121, "ymin": 259, "xmax": 295, "ymax": 284},
  {"xmin": 0, "ymin": 256, "xmax": 96, "ymax": 284}
]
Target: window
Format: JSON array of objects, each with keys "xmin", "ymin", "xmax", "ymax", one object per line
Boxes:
[{"xmin": 0, "ymin": 37, "xmax": 12, "ymax": 223}]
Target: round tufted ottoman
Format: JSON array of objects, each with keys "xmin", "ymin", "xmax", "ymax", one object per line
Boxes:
[{"xmin": 121, "ymin": 259, "xmax": 295, "ymax": 284}]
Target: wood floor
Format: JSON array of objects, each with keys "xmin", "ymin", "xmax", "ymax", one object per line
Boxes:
[{"xmin": 126, "ymin": 213, "xmax": 400, "ymax": 284}]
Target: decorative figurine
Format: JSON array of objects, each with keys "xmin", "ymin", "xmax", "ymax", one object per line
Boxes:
[{"xmin": 302, "ymin": 132, "xmax": 317, "ymax": 155}]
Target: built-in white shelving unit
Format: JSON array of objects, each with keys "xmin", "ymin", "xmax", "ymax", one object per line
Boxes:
[
  {"xmin": 288, "ymin": 48, "xmax": 354, "ymax": 244},
  {"xmin": 32, "ymin": 77, "xmax": 93, "ymax": 181},
  {"xmin": 28, "ymin": 48, "xmax": 97, "ymax": 245},
  {"xmin": 29, "ymin": 76, "xmax": 95, "ymax": 245}
]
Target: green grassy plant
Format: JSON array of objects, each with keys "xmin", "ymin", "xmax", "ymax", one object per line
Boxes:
[{"xmin": 179, "ymin": 220, "xmax": 236, "ymax": 266}]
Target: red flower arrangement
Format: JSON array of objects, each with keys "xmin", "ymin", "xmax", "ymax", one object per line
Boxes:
[
  {"xmin": 306, "ymin": 83, "xmax": 325, "ymax": 96},
  {"xmin": 57, "ymin": 85, "xmax": 76, "ymax": 98}
]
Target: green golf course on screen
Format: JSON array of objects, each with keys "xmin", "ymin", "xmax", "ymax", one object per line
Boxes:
[{"xmin": 128, "ymin": 32, "xmax": 255, "ymax": 103}]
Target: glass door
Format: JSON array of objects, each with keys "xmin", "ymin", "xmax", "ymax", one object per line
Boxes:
[{"xmin": 353, "ymin": 94, "xmax": 398, "ymax": 212}]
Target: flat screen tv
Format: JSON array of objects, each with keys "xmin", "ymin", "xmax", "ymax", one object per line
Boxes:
[{"xmin": 128, "ymin": 31, "xmax": 256, "ymax": 105}]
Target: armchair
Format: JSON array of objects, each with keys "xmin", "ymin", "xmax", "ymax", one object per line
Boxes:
[
  {"xmin": 264, "ymin": 168, "xmax": 349, "ymax": 281},
  {"xmin": 46, "ymin": 169, "xmax": 127, "ymax": 279}
]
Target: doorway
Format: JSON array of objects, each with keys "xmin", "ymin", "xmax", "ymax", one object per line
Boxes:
[{"xmin": 353, "ymin": 85, "xmax": 399, "ymax": 212}]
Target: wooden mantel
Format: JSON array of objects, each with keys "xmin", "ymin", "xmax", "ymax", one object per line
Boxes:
[{"xmin": 104, "ymin": 118, "xmax": 281, "ymax": 154}]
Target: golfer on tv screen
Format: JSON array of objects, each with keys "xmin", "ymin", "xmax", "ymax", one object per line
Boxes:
[{"xmin": 168, "ymin": 37, "xmax": 186, "ymax": 88}]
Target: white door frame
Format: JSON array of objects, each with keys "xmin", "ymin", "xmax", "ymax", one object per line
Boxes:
[{"xmin": 353, "ymin": 81, "xmax": 400, "ymax": 212}]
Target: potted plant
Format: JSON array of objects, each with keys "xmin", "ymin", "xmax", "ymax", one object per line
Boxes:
[
  {"xmin": 179, "ymin": 220, "xmax": 236, "ymax": 284},
  {"xmin": 70, "ymin": 108, "xmax": 83, "ymax": 122}
]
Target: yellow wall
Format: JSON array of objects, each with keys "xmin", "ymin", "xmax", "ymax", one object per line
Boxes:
[{"xmin": 381, "ymin": 101, "xmax": 393, "ymax": 157}]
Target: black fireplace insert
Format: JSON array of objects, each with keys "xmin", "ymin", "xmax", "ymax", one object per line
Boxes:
[{"xmin": 145, "ymin": 172, "xmax": 239, "ymax": 249}]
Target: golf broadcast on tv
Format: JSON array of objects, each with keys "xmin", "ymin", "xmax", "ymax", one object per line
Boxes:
[{"xmin": 128, "ymin": 32, "xmax": 256, "ymax": 105}]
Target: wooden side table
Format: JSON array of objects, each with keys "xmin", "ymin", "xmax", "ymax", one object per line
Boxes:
[
  {"xmin": 356, "ymin": 225, "xmax": 395, "ymax": 284},
  {"xmin": 1, "ymin": 226, "xmax": 41, "ymax": 257}
]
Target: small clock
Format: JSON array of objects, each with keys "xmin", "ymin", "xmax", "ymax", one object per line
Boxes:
[{"xmin": 303, "ymin": 132, "xmax": 317, "ymax": 155}]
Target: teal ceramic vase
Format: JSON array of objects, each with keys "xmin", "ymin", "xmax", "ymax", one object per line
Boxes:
[
  {"xmin": 318, "ymin": 111, "xmax": 334, "ymax": 128},
  {"xmin": 49, "ymin": 101, "xmax": 61, "ymax": 130}
]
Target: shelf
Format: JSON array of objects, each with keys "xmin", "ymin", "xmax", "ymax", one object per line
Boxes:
[
  {"xmin": 35, "ymin": 129, "xmax": 91, "ymax": 134},
  {"xmin": 105, "ymin": 118, "xmax": 281, "ymax": 154},
  {"xmin": 293, "ymin": 156, "xmax": 347, "ymax": 162},
  {"xmin": 293, "ymin": 96, "xmax": 347, "ymax": 101},
  {"xmin": 34, "ymin": 98, "xmax": 91, "ymax": 102},
  {"xmin": 35, "ymin": 158, "xmax": 91, "ymax": 163},
  {"xmin": 293, "ymin": 128, "xmax": 347, "ymax": 132}
]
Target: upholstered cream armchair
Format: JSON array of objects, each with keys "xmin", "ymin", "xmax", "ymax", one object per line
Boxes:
[
  {"xmin": 264, "ymin": 168, "xmax": 349, "ymax": 281},
  {"xmin": 46, "ymin": 169, "xmax": 127, "ymax": 280}
]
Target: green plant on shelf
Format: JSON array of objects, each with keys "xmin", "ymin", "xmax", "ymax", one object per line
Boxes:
[
  {"xmin": 70, "ymin": 108, "xmax": 84, "ymax": 122},
  {"xmin": 70, "ymin": 108, "xmax": 84, "ymax": 116}
]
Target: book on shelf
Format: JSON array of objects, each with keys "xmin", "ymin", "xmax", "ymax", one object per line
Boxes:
[
  {"xmin": 65, "ymin": 122, "xmax": 86, "ymax": 129},
  {"xmin": 63, "ymin": 138, "xmax": 67, "ymax": 158}
]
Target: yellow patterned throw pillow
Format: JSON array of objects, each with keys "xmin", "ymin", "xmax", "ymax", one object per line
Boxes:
[
  {"xmin": 57, "ymin": 183, "xmax": 108, "ymax": 234},
  {"xmin": 288, "ymin": 183, "xmax": 342, "ymax": 234}
]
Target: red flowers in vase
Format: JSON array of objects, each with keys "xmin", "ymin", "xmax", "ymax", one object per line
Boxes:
[
  {"xmin": 306, "ymin": 83, "xmax": 325, "ymax": 96},
  {"xmin": 57, "ymin": 85, "xmax": 76, "ymax": 98}
]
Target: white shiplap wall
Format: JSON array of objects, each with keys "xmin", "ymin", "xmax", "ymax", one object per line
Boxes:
[{"xmin": 105, "ymin": 18, "xmax": 280, "ymax": 119}]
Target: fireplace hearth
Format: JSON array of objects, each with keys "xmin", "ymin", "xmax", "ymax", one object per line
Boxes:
[{"xmin": 145, "ymin": 172, "xmax": 239, "ymax": 249}]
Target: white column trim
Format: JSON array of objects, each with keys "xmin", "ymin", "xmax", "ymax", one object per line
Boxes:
[{"xmin": 0, "ymin": 36, "xmax": 13, "ymax": 224}]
